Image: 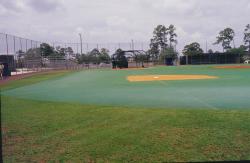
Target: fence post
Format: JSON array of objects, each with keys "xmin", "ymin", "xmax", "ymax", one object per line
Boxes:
[
  {"xmin": 19, "ymin": 38, "xmax": 22, "ymax": 52},
  {"xmin": 5, "ymin": 34, "xmax": 9, "ymax": 55},
  {"xmin": 13, "ymin": 36, "xmax": 16, "ymax": 55},
  {"xmin": 26, "ymin": 39, "xmax": 28, "ymax": 52},
  {"xmin": 13, "ymin": 36, "xmax": 17, "ymax": 75}
]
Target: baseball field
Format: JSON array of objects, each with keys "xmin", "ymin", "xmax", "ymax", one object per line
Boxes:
[{"xmin": 1, "ymin": 65, "xmax": 250, "ymax": 162}]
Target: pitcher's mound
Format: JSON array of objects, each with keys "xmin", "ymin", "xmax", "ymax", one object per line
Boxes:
[{"xmin": 127, "ymin": 75, "xmax": 218, "ymax": 82}]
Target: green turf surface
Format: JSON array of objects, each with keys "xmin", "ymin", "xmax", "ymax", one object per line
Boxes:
[
  {"xmin": 2, "ymin": 96, "xmax": 250, "ymax": 162},
  {"xmin": 3, "ymin": 65, "xmax": 250, "ymax": 109},
  {"xmin": 1, "ymin": 67, "xmax": 250, "ymax": 162},
  {"xmin": 0, "ymin": 70, "xmax": 72, "ymax": 91}
]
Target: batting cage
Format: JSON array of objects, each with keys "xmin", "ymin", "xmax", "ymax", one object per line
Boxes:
[{"xmin": 112, "ymin": 50, "xmax": 153, "ymax": 69}]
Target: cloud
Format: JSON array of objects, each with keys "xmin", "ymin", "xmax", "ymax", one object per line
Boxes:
[
  {"xmin": 0, "ymin": 0, "xmax": 27, "ymax": 13},
  {"xmin": 27, "ymin": 0, "xmax": 63, "ymax": 12},
  {"xmin": 0, "ymin": 0, "xmax": 250, "ymax": 53},
  {"xmin": 0, "ymin": 4, "xmax": 8, "ymax": 16},
  {"xmin": 106, "ymin": 16, "xmax": 128, "ymax": 28}
]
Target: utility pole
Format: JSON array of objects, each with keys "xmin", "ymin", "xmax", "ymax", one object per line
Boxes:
[
  {"xmin": 206, "ymin": 40, "xmax": 208, "ymax": 53},
  {"xmin": 131, "ymin": 39, "xmax": 134, "ymax": 50},
  {"xmin": 19, "ymin": 38, "xmax": 22, "ymax": 51},
  {"xmin": 79, "ymin": 33, "xmax": 83, "ymax": 55},
  {"xmin": 25, "ymin": 39, "xmax": 28, "ymax": 52},
  {"xmin": 5, "ymin": 34, "xmax": 9, "ymax": 55},
  {"xmin": 77, "ymin": 43, "xmax": 79, "ymax": 54},
  {"xmin": 13, "ymin": 36, "xmax": 16, "ymax": 55}
]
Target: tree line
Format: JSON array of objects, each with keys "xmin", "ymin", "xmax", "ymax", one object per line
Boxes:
[
  {"xmin": 181, "ymin": 24, "xmax": 250, "ymax": 56},
  {"xmin": 17, "ymin": 23, "xmax": 250, "ymax": 64},
  {"xmin": 17, "ymin": 42, "xmax": 111, "ymax": 64},
  {"xmin": 144, "ymin": 23, "xmax": 250, "ymax": 64},
  {"xmin": 76, "ymin": 48, "xmax": 110, "ymax": 64},
  {"xmin": 17, "ymin": 44, "xmax": 74, "ymax": 60}
]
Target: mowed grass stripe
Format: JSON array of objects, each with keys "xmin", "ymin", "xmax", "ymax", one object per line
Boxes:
[{"xmin": 2, "ymin": 96, "xmax": 250, "ymax": 162}]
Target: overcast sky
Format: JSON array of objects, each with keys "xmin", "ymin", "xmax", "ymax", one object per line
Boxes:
[{"xmin": 1, "ymin": 0, "xmax": 250, "ymax": 52}]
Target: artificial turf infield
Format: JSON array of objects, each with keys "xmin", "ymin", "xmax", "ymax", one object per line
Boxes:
[
  {"xmin": 2, "ymin": 65, "xmax": 250, "ymax": 109},
  {"xmin": 1, "ymin": 66, "xmax": 250, "ymax": 162}
]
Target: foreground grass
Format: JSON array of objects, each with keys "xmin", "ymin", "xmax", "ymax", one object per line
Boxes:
[
  {"xmin": 2, "ymin": 96, "xmax": 250, "ymax": 162},
  {"xmin": 1, "ymin": 69, "xmax": 250, "ymax": 162}
]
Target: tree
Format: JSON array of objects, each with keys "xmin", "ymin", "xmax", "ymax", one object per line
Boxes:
[
  {"xmin": 115, "ymin": 48, "xmax": 123, "ymax": 54},
  {"xmin": 244, "ymin": 24, "xmax": 250, "ymax": 52},
  {"xmin": 149, "ymin": 24, "xmax": 178, "ymax": 63},
  {"xmin": 182, "ymin": 42, "xmax": 203, "ymax": 56},
  {"xmin": 24, "ymin": 48, "xmax": 42, "ymax": 60},
  {"xmin": 22, "ymin": 48, "xmax": 42, "ymax": 67},
  {"xmin": 144, "ymin": 51, "xmax": 152, "ymax": 62},
  {"xmin": 54, "ymin": 46, "xmax": 67, "ymax": 57},
  {"xmin": 16, "ymin": 50, "xmax": 25, "ymax": 58},
  {"xmin": 214, "ymin": 28, "xmax": 235, "ymax": 52},
  {"xmin": 208, "ymin": 49, "xmax": 213, "ymax": 54},
  {"xmin": 76, "ymin": 53, "xmax": 88, "ymax": 64},
  {"xmin": 149, "ymin": 40, "xmax": 160, "ymax": 61},
  {"xmin": 89, "ymin": 48, "xmax": 101, "ymax": 64},
  {"xmin": 65, "ymin": 47, "xmax": 74, "ymax": 57},
  {"xmin": 160, "ymin": 47, "xmax": 178, "ymax": 61},
  {"xmin": 227, "ymin": 45, "xmax": 246, "ymax": 56},
  {"xmin": 76, "ymin": 53, "xmax": 82, "ymax": 64},
  {"xmin": 135, "ymin": 52, "xmax": 148, "ymax": 67},
  {"xmin": 168, "ymin": 24, "xmax": 177, "ymax": 48},
  {"xmin": 100, "ymin": 48, "xmax": 111, "ymax": 63},
  {"xmin": 40, "ymin": 43, "xmax": 54, "ymax": 57},
  {"xmin": 151, "ymin": 25, "xmax": 168, "ymax": 50}
]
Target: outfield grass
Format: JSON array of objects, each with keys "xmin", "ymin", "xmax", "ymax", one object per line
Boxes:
[
  {"xmin": 1, "ymin": 67, "xmax": 250, "ymax": 162},
  {"xmin": 3, "ymin": 65, "xmax": 250, "ymax": 109},
  {"xmin": 0, "ymin": 70, "xmax": 73, "ymax": 91}
]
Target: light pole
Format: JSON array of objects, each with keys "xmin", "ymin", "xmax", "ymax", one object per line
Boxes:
[
  {"xmin": 131, "ymin": 39, "xmax": 134, "ymax": 50},
  {"xmin": 5, "ymin": 34, "xmax": 9, "ymax": 55},
  {"xmin": 79, "ymin": 33, "xmax": 83, "ymax": 55}
]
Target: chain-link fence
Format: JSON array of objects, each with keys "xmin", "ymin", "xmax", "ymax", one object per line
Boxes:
[
  {"xmin": 0, "ymin": 33, "xmax": 42, "ymax": 55},
  {"xmin": 50, "ymin": 41, "xmax": 150, "ymax": 55},
  {"xmin": 0, "ymin": 33, "xmax": 152, "ymax": 77},
  {"xmin": 0, "ymin": 33, "xmax": 150, "ymax": 55}
]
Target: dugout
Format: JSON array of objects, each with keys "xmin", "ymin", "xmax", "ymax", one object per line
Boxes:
[
  {"xmin": 0, "ymin": 55, "xmax": 15, "ymax": 76},
  {"xmin": 165, "ymin": 57, "xmax": 175, "ymax": 66}
]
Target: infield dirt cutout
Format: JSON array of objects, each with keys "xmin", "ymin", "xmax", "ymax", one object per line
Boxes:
[{"xmin": 127, "ymin": 75, "xmax": 218, "ymax": 82}]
